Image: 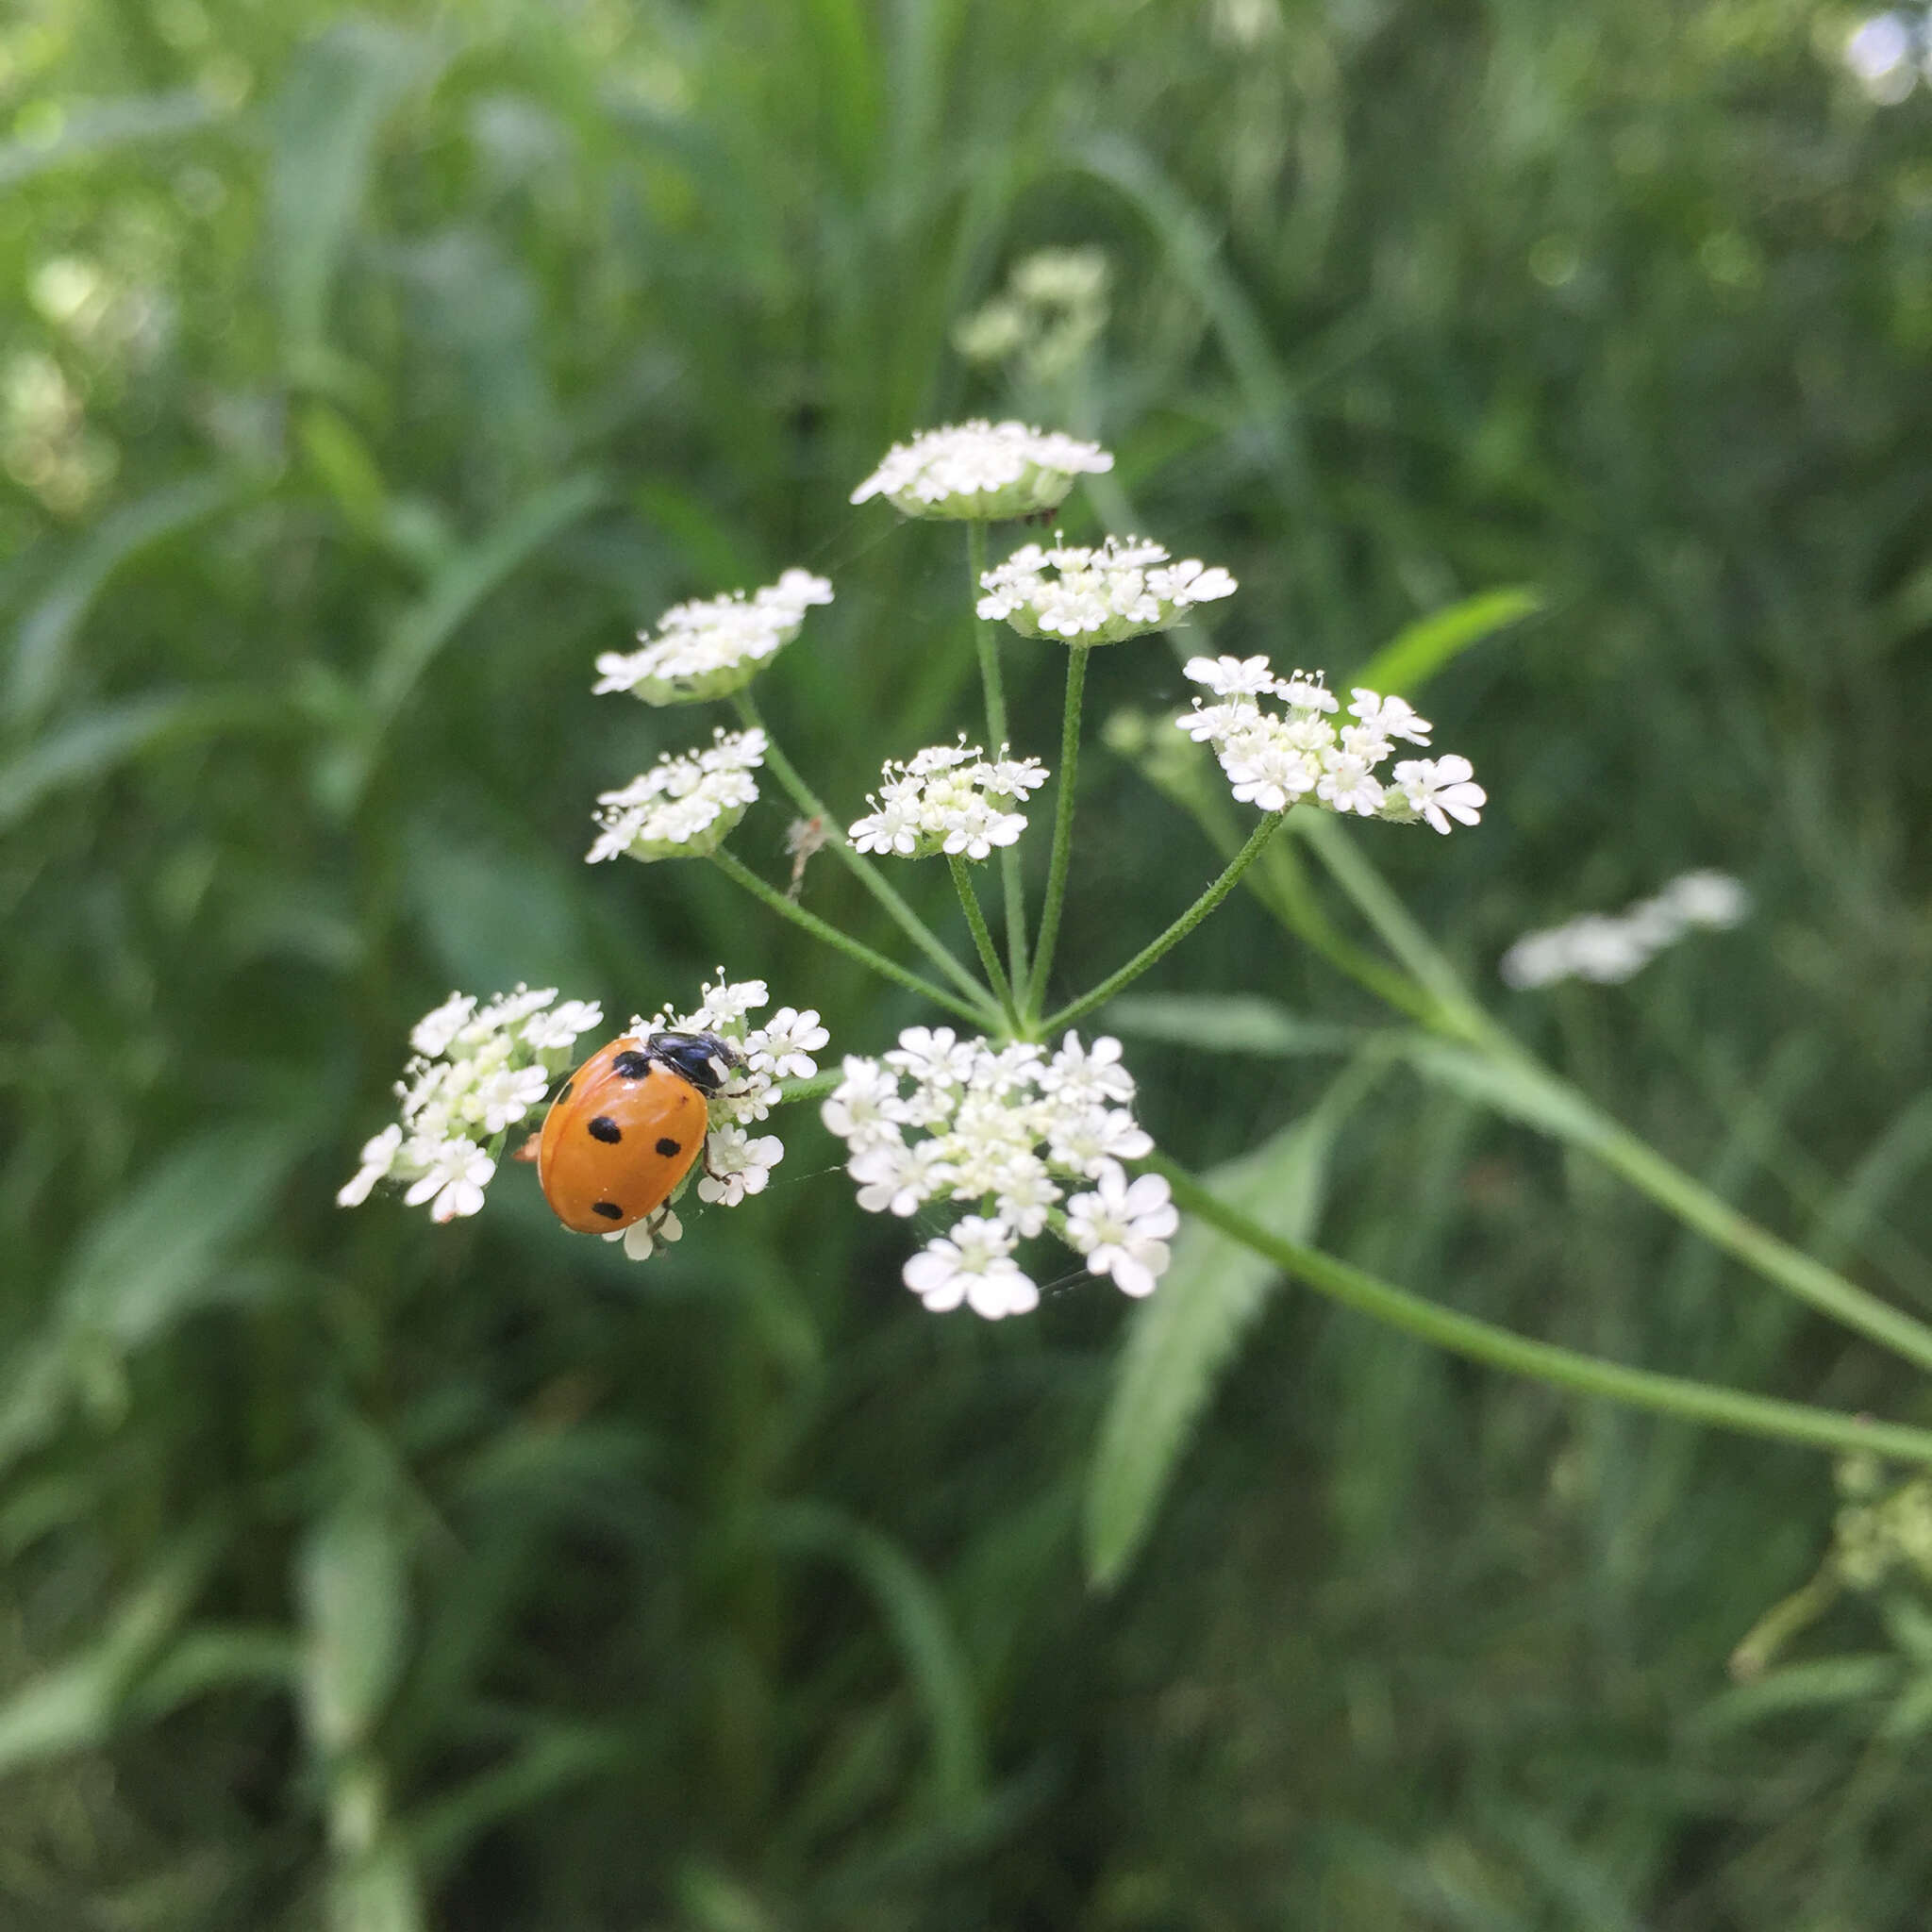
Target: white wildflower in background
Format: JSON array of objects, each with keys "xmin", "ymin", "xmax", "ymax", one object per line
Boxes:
[
  {"xmin": 336, "ymin": 986, "xmax": 607, "ymax": 1223},
  {"xmin": 592, "ymin": 570, "xmax": 833, "ymax": 706},
  {"xmin": 977, "ymin": 534, "xmax": 1237, "ymax": 645},
  {"xmin": 848, "ymin": 740, "xmax": 1049, "ymax": 861},
  {"xmin": 1500, "ymin": 871, "xmax": 1751, "ymax": 990},
  {"xmin": 1177, "ymin": 655, "xmax": 1485, "ymax": 834},
  {"xmin": 1843, "ymin": 10, "xmax": 1930, "ymax": 101},
  {"xmin": 822, "ymin": 1027, "xmax": 1175, "ymax": 1319},
  {"xmin": 850, "ymin": 420, "xmax": 1114, "ymax": 522},
  {"xmin": 953, "ymin": 246, "xmax": 1111, "ymax": 385},
  {"xmin": 604, "ymin": 974, "xmax": 829, "ymax": 1258},
  {"xmin": 586, "ymin": 726, "xmax": 766, "ymax": 864}
]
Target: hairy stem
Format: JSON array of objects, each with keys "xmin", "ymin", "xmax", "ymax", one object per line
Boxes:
[
  {"xmin": 949, "ymin": 855, "xmax": 1018, "ymax": 1028},
  {"xmin": 1153, "ymin": 1155, "xmax": 1932, "ymax": 1467},
  {"xmin": 1295, "ymin": 813, "xmax": 1932, "ymax": 1377},
  {"xmin": 967, "ymin": 522, "xmax": 1029, "ymax": 991},
  {"xmin": 1041, "ymin": 809, "xmax": 1287, "ymax": 1036},
  {"xmin": 710, "ymin": 848, "xmax": 998, "ymax": 1027},
  {"xmin": 1025, "ymin": 641, "xmax": 1089, "ymax": 1021},
  {"xmin": 731, "ymin": 691, "xmax": 990, "ymax": 1008}
]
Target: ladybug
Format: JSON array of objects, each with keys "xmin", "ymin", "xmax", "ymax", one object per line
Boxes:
[{"xmin": 536, "ymin": 1030, "xmax": 741, "ymax": 1234}]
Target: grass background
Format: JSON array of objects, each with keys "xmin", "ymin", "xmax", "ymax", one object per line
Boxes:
[{"xmin": 3, "ymin": 0, "xmax": 1931, "ymax": 1924}]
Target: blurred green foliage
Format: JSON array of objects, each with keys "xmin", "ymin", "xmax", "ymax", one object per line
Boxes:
[{"xmin": 2, "ymin": 0, "xmax": 1930, "ymax": 1924}]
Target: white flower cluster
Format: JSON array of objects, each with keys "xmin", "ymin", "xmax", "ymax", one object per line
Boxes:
[
  {"xmin": 1178, "ymin": 655, "xmax": 1486, "ymax": 834},
  {"xmin": 823, "ymin": 1028, "xmax": 1178, "ymax": 1319},
  {"xmin": 607, "ymin": 974, "xmax": 830, "ymax": 1260},
  {"xmin": 1499, "ymin": 871, "xmax": 1750, "ymax": 990},
  {"xmin": 953, "ymin": 246, "xmax": 1111, "ymax": 384},
  {"xmin": 847, "ymin": 741, "xmax": 1049, "ymax": 861},
  {"xmin": 850, "ymin": 420, "xmax": 1114, "ymax": 521},
  {"xmin": 337, "ymin": 987, "xmax": 607, "ymax": 1223},
  {"xmin": 592, "ymin": 570, "xmax": 833, "ymax": 707},
  {"xmin": 586, "ymin": 726, "xmax": 765, "ymax": 864},
  {"xmin": 976, "ymin": 534, "xmax": 1237, "ymax": 646}
]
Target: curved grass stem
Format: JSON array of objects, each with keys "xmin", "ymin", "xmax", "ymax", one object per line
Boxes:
[{"xmin": 1153, "ymin": 1154, "xmax": 1932, "ymax": 1468}]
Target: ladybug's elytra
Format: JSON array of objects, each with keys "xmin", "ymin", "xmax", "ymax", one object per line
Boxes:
[{"xmin": 536, "ymin": 1030, "xmax": 740, "ymax": 1234}]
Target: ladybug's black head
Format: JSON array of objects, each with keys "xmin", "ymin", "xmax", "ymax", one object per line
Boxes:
[{"xmin": 646, "ymin": 1029, "xmax": 741, "ymax": 1095}]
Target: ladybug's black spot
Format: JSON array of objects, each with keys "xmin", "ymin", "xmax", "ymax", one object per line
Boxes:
[
  {"xmin": 611, "ymin": 1051, "xmax": 652, "ymax": 1079},
  {"xmin": 557, "ymin": 1079, "xmax": 574, "ymax": 1101},
  {"xmin": 655, "ymin": 1137, "xmax": 682, "ymax": 1158},
  {"xmin": 592, "ymin": 1201, "xmax": 625, "ymax": 1221},
  {"xmin": 587, "ymin": 1115, "xmax": 623, "ymax": 1143}
]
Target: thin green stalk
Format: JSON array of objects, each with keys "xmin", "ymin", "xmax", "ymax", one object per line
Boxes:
[
  {"xmin": 1152, "ymin": 1154, "xmax": 1932, "ymax": 1468},
  {"xmin": 1295, "ymin": 814, "xmax": 1932, "ymax": 1378},
  {"xmin": 949, "ymin": 855, "xmax": 1018, "ymax": 1028},
  {"xmin": 1024, "ymin": 641, "xmax": 1089, "ymax": 1022},
  {"xmin": 710, "ymin": 847, "xmax": 998, "ymax": 1028},
  {"xmin": 1041, "ymin": 809, "xmax": 1288, "ymax": 1036},
  {"xmin": 731, "ymin": 691, "xmax": 990, "ymax": 1008},
  {"xmin": 966, "ymin": 522, "xmax": 1029, "ymax": 991}
]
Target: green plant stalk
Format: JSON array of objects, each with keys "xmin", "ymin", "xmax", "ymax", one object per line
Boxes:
[
  {"xmin": 1294, "ymin": 814, "xmax": 1932, "ymax": 1377},
  {"xmin": 1024, "ymin": 641, "xmax": 1089, "ymax": 1022},
  {"xmin": 732, "ymin": 691, "xmax": 990, "ymax": 1009},
  {"xmin": 948, "ymin": 854, "xmax": 1019, "ymax": 1029},
  {"xmin": 1152, "ymin": 1154, "xmax": 1932, "ymax": 1467},
  {"xmin": 966, "ymin": 522, "xmax": 1029, "ymax": 991},
  {"xmin": 1040, "ymin": 809, "xmax": 1289, "ymax": 1036},
  {"xmin": 709, "ymin": 847, "xmax": 998, "ymax": 1028}
]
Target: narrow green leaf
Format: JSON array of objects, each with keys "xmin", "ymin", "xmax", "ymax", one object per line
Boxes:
[
  {"xmin": 271, "ymin": 23, "xmax": 434, "ymax": 353},
  {"xmin": 0, "ymin": 1527, "xmax": 219, "ymax": 1776},
  {"xmin": 0, "ymin": 91, "xmax": 220, "ymax": 189},
  {"xmin": 7, "ymin": 473, "xmax": 239, "ymax": 728},
  {"xmin": 298, "ymin": 1489, "xmax": 410, "ymax": 1757},
  {"xmin": 1395, "ymin": 1035, "xmax": 1610, "ymax": 1148},
  {"xmin": 1690, "ymin": 1655, "xmax": 1902, "ymax": 1738},
  {"xmin": 764, "ymin": 1502, "xmax": 985, "ymax": 1815},
  {"xmin": 0, "ymin": 691, "xmax": 291, "ymax": 833},
  {"xmin": 1105, "ymin": 991, "xmax": 1364, "ymax": 1058},
  {"xmin": 1353, "ymin": 585, "xmax": 1543, "ymax": 696},
  {"xmin": 1084, "ymin": 1058, "xmax": 1386, "ymax": 1591},
  {"xmin": 59, "ymin": 1124, "xmax": 307, "ymax": 1349}
]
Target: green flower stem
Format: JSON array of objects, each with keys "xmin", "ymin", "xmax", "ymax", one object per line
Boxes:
[
  {"xmin": 1292, "ymin": 812, "xmax": 1932, "ymax": 1377},
  {"xmin": 772, "ymin": 1070, "xmax": 841, "ymax": 1108},
  {"xmin": 1040, "ymin": 808, "xmax": 1289, "ymax": 1037},
  {"xmin": 1152, "ymin": 1154, "xmax": 1932, "ymax": 1468},
  {"xmin": 731, "ymin": 691, "xmax": 990, "ymax": 1009},
  {"xmin": 949, "ymin": 855, "xmax": 1018, "ymax": 1027},
  {"xmin": 967, "ymin": 522, "xmax": 1029, "ymax": 991},
  {"xmin": 1024, "ymin": 641, "xmax": 1090, "ymax": 1023},
  {"xmin": 709, "ymin": 847, "xmax": 998, "ymax": 1028}
]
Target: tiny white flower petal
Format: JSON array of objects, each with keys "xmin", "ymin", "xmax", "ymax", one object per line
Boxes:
[
  {"xmin": 337, "ymin": 1124, "xmax": 403, "ymax": 1208},
  {"xmin": 852, "ymin": 421, "xmax": 1113, "ymax": 521}
]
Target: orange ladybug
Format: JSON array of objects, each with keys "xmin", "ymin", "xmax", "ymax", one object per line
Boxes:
[{"xmin": 536, "ymin": 1030, "xmax": 741, "ymax": 1234}]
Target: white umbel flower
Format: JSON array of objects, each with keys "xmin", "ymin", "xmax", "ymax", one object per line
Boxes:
[
  {"xmin": 977, "ymin": 534, "xmax": 1236, "ymax": 645},
  {"xmin": 1177, "ymin": 655, "xmax": 1486, "ymax": 837},
  {"xmin": 586, "ymin": 726, "xmax": 766, "ymax": 864},
  {"xmin": 337, "ymin": 986, "xmax": 607, "ymax": 1222},
  {"xmin": 593, "ymin": 570, "xmax": 833, "ymax": 706},
  {"xmin": 848, "ymin": 740, "xmax": 1048, "ymax": 862},
  {"xmin": 1065, "ymin": 1164, "xmax": 1179, "ymax": 1298},
  {"xmin": 850, "ymin": 420, "xmax": 1114, "ymax": 521},
  {"xmin": 1500, "ymin": 872, "xmax": 1751, "ymax": 990},
  {"xmin": 903, "ymin": 1216, "xmax": 1040, "ymax": 1320},
  {"xmin": 823, "ymin": 1026, "xmax": 1173, "ymax": 1319}
]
